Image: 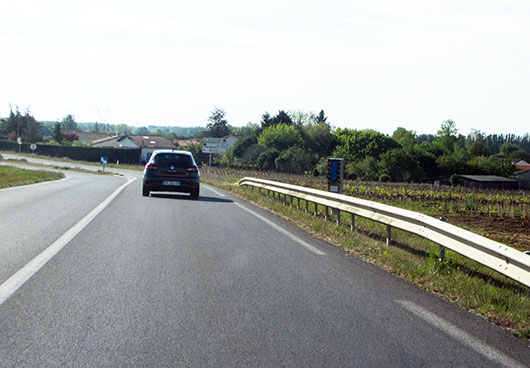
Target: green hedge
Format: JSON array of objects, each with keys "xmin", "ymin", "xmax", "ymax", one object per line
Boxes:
[{"xmin": 0, "ymin": 140, "xmax": 142, "ymax": 164}]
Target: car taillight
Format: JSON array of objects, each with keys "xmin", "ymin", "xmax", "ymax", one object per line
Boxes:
[
  {"xmin": 146, "ymin": 164, "xmax": 158, "ymax": 170},
  {"xmin": 186, "ymin": 166, "xmax": 198, "ymax": 172}
]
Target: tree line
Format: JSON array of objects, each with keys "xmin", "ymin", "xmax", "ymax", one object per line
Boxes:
[
  {"xmin": 197, "ymin": 108, "xmax": 529, "ymax": 181},
  {"xmin": 1, "ymin": 106, "xmax": 529, "ymax": 181}
]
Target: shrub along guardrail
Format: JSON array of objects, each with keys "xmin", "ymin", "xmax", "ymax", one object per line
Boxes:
[
  {"xmin": 239, "ymin": 177, "xmax": 530, "ymax": 288},
  {"xmin": 0, "ymin": 140, "xmax": 141, "ymax": 164}
]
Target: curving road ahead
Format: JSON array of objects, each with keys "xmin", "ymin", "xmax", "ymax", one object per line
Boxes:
[{"xmin": 0, "ymin": 157, "xmax": 528, "ymax": 367}]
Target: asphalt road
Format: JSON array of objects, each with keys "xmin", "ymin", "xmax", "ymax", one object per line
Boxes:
[{"xmin": 0, "ymin": 157, "xmax": 529, "ymax": 367}]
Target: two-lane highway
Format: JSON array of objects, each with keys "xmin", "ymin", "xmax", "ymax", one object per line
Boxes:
[{"xmin": 0, "ymin": 161, "xmax": 528, "ymax": 366}]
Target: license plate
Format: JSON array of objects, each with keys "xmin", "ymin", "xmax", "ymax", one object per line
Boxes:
[{"xmin": 162, "ymin": 180, "xmax": 181, "ymax": 186}]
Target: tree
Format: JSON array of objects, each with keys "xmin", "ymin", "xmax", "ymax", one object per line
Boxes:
[
  {"xmin": 274, "ymin": 147, "xmax": 312, "ymax": 173},
  {"xmin": 499, "ymin": 142, "xmax": 519, "ymax": 157},
  {"xmin": 466, "ymin": 156, "xmax": 516, "ymax": 177},
  {"xmin": 316, "ymin": 110, "xmax": 328, "ymax": 125},
  {"xmin": 115, "ymin": 124, "xmax": 133, "ymax": 135},
  {"xmin": 436, "ymin": 148, "xmax": 468, "ymax": 175},
  {"xmin": 344, "ymin": 157, "xmax": 380, "ymax": 181},
  {"xmin": 260, "ymin": 112, "xmax": 273, "ymax": 131},
  {"xmin": 302, "ymin": 121, "xmax": 336, "ymax": 162},
  {"xmin": 392, "ymin": 127, "xmax": 417, "ymax": 151},
  {"xmin": 379, "ymin": 148, "xmax": 419, "ymax": 182},
  {"xmin": 241, "ymin": 143, "xmax": 266, "ymax": 165},
  {"xmin": 61, "ymin": 114, "xmax": 77, "ymax": 132},
  {"xmin": 333, "ymin": 128, "xmax": 400, "ymax": 161},
  {"xmin": 136, "ymin": 126, "xmax": 150, "ymax": 135},
  {"xmin": 232, "ymin": 123, "xmax": 258, "ymax": 137},
  {"xmin": 257, "ymin": 124, "xmax": 303, "ymax": 151},
  {"xmin": 256, "ymin": 148, "xmax": 279, "ymax": 170},
  {"xmin": 466, "ymin": 129, "xmax": 489, "ymax": 157},
  {"xmin": 270, "ymin": 110, "xmax": 293, "ymax": 126},
  {"xmin": 1, "ymin": 107, "xmax": 43, "ymax": 142},
  {"xmin": 25, "ymin": 114, "xmax": 43, "ymax": 143},
  {"xmin": 435, "ymin": 119, "xmax": 458, "ymax": 152},
  {"xmin": 52, "ymin": 122, "xmax": 63, "ymax": 143},
  {"xmin": 206, "ymin": 107, "xmax": 231, "ymax": 137},
  {"xmin": 1, "ymin": 106, "xmax": 27, "ymax": 138},
  {"xmin": 232, "ymin": 135, "xmax": 257, "ymax": 159}
]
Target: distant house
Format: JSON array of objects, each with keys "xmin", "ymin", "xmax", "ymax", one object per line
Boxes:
[
  {"xmin": 90, "ymin": 134, "xmax": 177, "ymax": 163},
  {"xmin": 173, "ymin": 139, "xmax": 201, "ymax": 149},
  {"xmin": 514, "ymin": 160, "xmax": 530, "ymax": 172},
  {"xmin": 457, "ymin": 175, "xmax": 519, "ymax": 190},
  {"xmin": 76, "ymin": 132, "xmax": 115, "ymax": 143},
  {"xmin": 127, "ymin": 135, "xmax": 177, "ymax": 163},
  {"xmin": 91, "ymin": 134, "xmax": 138, "ymax": 149},
  {"xmin": 515, "ymin": 169, "xmax": 530, "ymax": 190}
]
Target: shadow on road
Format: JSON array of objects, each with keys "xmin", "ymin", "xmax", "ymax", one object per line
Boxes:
[{"xmin": 149, "ymin": 193, "xmax": 233, "ymax": 203}]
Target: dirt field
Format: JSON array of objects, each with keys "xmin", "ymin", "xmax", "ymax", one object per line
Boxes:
[{"xmin": 445, "ymin": 214, "xmax": 530, "ymax": 252}]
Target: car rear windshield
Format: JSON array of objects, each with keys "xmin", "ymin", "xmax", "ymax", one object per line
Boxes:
[{"xmin": 153, "ymin": 153, "xmax": 194, "ymax": 167}]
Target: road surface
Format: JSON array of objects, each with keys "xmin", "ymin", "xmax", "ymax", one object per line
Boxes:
[{"xmin": 0, "ymin": 156, "xmax": 528, "ymax": 367}]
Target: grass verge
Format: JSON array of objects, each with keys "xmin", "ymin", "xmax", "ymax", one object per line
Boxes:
[
  {"xmin": 0, "ymin": 151, "xmax": 144, "ymax": 172},
  {"xmin": 204, "ymin": 176, "xmax": 530, "ymax": 339},
  {"xmin": 4, "ymin": 158, "xmax": 122, "ymax": 176},
  {"xmin": 0, "ymin": 165, "xmax": 64, "ymax": 189}
]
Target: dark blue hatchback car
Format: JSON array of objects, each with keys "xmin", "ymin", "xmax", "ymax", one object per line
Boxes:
[{"xmin": 142, "ymin": 150, "xmax": 201, "ymax": 199}]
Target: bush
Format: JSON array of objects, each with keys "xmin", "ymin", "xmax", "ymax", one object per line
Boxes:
[
  {"xmin": 256, "ymin": 148, "xmax": 279, "ymax": 170},
  {"xmin": 379, "ymin": 173, "xmax": 391, "ymax": 182},
  {"xmin": 274, "ymin": 147, "xmax": 311, "ymax": 173},
  {"xmin": 257, "ymin": 124, "xmax": 303, "ymax": 151}
]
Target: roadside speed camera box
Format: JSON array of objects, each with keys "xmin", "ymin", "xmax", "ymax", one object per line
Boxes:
[{"xmin": 327, "ymin": 158, "xmax": 344, "ymax": 194}]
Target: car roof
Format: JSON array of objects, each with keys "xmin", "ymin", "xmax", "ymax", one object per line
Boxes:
[{"xmin": 152, "ymin": 150, "xmax": 193, "ymax": 156}]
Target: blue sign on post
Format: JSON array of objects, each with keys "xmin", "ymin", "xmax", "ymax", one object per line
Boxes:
[{"xmin": 100, "ymin": 157, "xmax": 108, "ymax": 172}]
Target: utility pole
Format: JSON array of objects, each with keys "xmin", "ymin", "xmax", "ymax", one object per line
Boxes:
[{"xmin": 17, "ymin": 117, "xmax": 21, "ymax": 153}]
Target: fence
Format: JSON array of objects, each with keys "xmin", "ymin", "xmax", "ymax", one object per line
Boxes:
[
  {"xmin": 0, "ymin": 140, "xmax": 141, "ymax": 164},
  {"xmin": 239, "ymin": 177, "xmax": 530, "ymax": 288}
]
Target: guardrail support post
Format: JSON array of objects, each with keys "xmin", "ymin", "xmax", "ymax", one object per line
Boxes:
[
  {"xmin": 297, "ymin": 197, "xmax": 300, "ymax": 210},
  {"xmin": 336, "ymin": 209, "xmax": 341, "ymax": 225},
  {"xmin": 305, "ymin": 199, "xmax": 309, "ymax": 213},
  {"xmin": 325, "ymin": 206, "xmax": 329, "ymax": 221},
  {"xmin": 351, "ymin": 213, "xmax": 355, "ymax": 231},
  {"xmin": 439, "ymin": 246, "xmax": 446, "ymax": 262},
  {"xmin": 267, "ymin": 189, "xmax": 271, "ymax": 197},
  {"xmin": 386, "ymin": 225, "xmax": 391, "ymax": 245},
  {"xmin": 314, "ymin": 203, "xmax": 318, "ymax": 216}
]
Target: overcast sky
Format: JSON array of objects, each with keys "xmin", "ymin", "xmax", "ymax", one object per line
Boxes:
[{"xmin": 1, "ymin": 0, "xmax": 529, "ymax": 136}]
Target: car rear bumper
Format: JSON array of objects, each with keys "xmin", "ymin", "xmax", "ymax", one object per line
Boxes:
[{"xmin": 143, "ymin": 177, "xmax": 200, "ymax": 193}]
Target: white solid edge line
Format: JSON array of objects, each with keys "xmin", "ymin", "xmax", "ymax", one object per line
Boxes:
[
  {"xmin": 395, "ymin": 300, "xmax": 525, "ymax": 368},
  {"xmin": 0, "ymin": 176, "xmax": 137, "ymax": 306},
  {"xmin": 203, "ymin": 184, "xmax": 226, "ymax": 197},
  {"xmin": 234, "ymin": 202, "xmax": 326, "ymax": 255},
  {"xmin": 0, "ymin": 175, "xmax": 72, "ymax": 192}
]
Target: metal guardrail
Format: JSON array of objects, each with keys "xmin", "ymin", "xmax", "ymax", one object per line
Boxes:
[{"xmin": 239, "ymin": 177, "xmax": 530, "ymax": 288}]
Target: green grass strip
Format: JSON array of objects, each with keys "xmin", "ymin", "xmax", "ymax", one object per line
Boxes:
[{"xmin": 0, "ymin": 166, "xmax": 64, "ymax": 189}]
